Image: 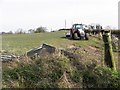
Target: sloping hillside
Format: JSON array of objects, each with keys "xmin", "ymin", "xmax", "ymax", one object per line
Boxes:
[{"xmin": 2, "ymin": 31, "xmax": 120, "ymax": 88}]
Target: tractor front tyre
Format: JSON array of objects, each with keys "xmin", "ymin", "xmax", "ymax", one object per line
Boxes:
[
  {"xmin": 71, "ymin": 33, "xmax": 75, "ymax": 40},
  {"xmin": 85, "ymin": 33, "xmax": 89, "ymax": 40}
]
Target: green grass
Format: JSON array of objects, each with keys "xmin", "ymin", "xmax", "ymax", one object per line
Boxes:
[
  {"xmin": 2, "ymin": 31, "xmax": 120, "ymax": 88},
  {"xmin": 1, "ymin": 31, "xmax": 66, "ymax": 54},
  {"xmin": 1, "ymin": 31, "xmax": 103, "ymax": 55}
]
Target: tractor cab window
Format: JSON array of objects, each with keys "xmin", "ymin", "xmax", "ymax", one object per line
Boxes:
[{"xmin": 76, "ymin": 25, "xmax": 83, "ymax": 29}]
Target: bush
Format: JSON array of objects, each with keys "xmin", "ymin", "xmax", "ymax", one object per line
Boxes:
[
  {"xmin": 2, "ymin": 56, "xmax": 120, "ymax": 88},
  {"xmin": 83, "ymin": 67, "xmax": 120, "ymax": 88},
  {"xmin": 34, "ymin": 26, "xmax": 47, "ymax": 33}
]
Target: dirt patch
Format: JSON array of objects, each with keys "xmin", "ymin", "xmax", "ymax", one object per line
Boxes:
[{"xmin": 88, "ymin": 46, "xmax": 97, "ymax": 51}]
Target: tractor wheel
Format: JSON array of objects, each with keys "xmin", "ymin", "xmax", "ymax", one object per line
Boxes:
[
  {"xmin": 74, "ymin": 33, "xmax": 80, "ymax": 39},
  {"xmin": 72, "ymin": 33, "xmax": 80, "ymax": 40},
  {"xmin": 70, "ymin": 32, "xmax": 75, "ymax": 40},
  {"xmin": 85, "ymin": 33, "xmax": 89, "ymax": 40},
  {"xmin": 77, "ymin": 32, "xmax": 81, "ymax": 40}
]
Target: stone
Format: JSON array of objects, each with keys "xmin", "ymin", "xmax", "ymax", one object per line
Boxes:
[
  {"xmin": 0, "ymin": 54, "xmax": 17, "ymax": 62},
  {"xmin": 27, "ymin": 43, "xmax": 58, "ymax": 58}
]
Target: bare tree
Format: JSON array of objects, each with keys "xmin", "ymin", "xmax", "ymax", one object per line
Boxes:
[{"xmin": 15, "ymin": 28, "xmax": 26, "ymax": 34}]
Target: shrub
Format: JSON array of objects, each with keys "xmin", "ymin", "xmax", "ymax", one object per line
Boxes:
[
  {"xmin": 83, "ymin": 67, "xmax": 120, "ymax": 88},
  {"xmin": 34, "ymin": 26, "xmax": 47, "ymax": 33}
]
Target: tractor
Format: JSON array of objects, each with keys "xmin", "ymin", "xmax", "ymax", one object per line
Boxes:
[{"xmin": 66, "ymin": 24, "xmax": 89, "ymax": 40}]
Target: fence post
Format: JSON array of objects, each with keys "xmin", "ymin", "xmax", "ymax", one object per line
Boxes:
[
  {"xmin": 102, "ymin": 30, "xmax": 116, "ymax": 71},
  {"xmin": 118, "ymin": 34, "xmax": 120, "ymax": 71}
]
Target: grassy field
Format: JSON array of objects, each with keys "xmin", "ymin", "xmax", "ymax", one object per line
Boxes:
[
  {"xmin": 2, "ymin": 31, "xmax": 120, "ymax": 88},
  {"xmin": 1, "ymin": 31, "xmax": 103, "ymax": 55}
]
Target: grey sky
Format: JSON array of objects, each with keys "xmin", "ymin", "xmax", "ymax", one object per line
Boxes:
[{"xmin": 0, "ymin": 0, "xmax": 119, "ymax": 32}]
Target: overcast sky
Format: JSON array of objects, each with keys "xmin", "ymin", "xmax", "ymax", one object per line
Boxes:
[{"xmin": 0, "ymin": 0, "xmax": 119, "ymax": 32}]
